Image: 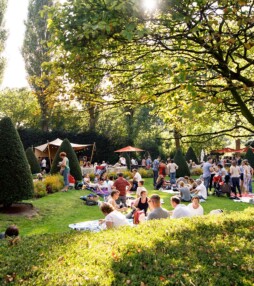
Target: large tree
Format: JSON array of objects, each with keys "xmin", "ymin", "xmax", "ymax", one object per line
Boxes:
[
  {"xmin": 49, "ymin": 0, "xmax": 254, "ymax": 142},
  {"xmin": 22, "ymin": 0, "xmax": 57, "ymax": 131},
  {"xmin": 0, "ymin": 88, "xmax": 40, "ymax": 128},
  {"xmin": 0, "ymin": 117, "xmax": 34, "ymax": 207},
  {"xmin": 0, "ymin": 0, "xmax": 7, "ymax": 84}
]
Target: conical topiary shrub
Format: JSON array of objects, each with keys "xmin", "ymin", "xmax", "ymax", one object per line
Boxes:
[
  {"xmin": 51, "ymin": 138, "xmax": 82, "ymax": 180},
  {"xmin": 0, "ymin": 117, "xmax": 34, "ymax": 207},
  {"xmin": 26, "ymin": 147, "xmax": 41, "ymax": 174},
  {"xmin": 185, "ymin": 146, "xmax": 198, "ymax": 164},
  {"xmin": 174, "ymin": 149, "xmax": 190, "ymax": 177},
  {"xmin": 244, "ymin": 148, "xmax": 254, "ymax": 168}
]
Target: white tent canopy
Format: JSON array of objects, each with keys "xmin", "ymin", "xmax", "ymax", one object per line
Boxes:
[{"xmin": 34, "ymin": 138, "xmax": 93, "ymax": 161}]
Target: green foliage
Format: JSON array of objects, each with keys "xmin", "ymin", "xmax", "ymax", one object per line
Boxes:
[
  {"xmin": 174, "ymin": 149, "xmax": 190, "ymax": 177},
  {"xmin": 137, "ymin": 167, "xmax": 153, "ymax": 178},
  {"xmin": 43, "ymin": 174, "xmax": 64, "ymax": 193},
  {"xmin": 0, "ymin": 208, "xmax": 253, "ymax": 285},
  {"xmin": 0, "ymin": 117, "xmax": 34, "ymax": 207},
  {"xmin": 190, "ymin": 167, "xmax": 203, "ymax": 176},
  {"xmin": 244, "ymin": 148, "xmax": 254, "ymax": 168},
  {"xmin": 25, "ymin": 147, "xmax": 41, "ymax": 174},
  {"xmin": 33, "ymin": 181, "xmax": 47, "ymax": 198},
  {"xmin": 22, "ymin": 0, "xmax": 55, "ymax": 131},
  {"xmin": 0, "ymin": 88, "xmax": 40, "ymax": 128},
  {"xmin": 0, "ymin": 0, "xmax": 7, "ymax": 84},
  {"xmin": 50, "ymin": 138, "xmax": 82, "ymax": 180},
  {"xmin": 185, "ymin": 146, "xmax": 198, "ymax": 164}
]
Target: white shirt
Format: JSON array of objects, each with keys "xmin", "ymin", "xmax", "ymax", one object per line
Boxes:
[
  {"xmin": 196, "ymin": 183, "xmax": 207, "ymax": 199},
  {"xmin": 171, "ymin": 204, "xmax": 192, "ymax": 219},
  {"xmin": 167, "ymin": 163, "xmax": 178, "ymax": 173},
  {"xmin": 230, "ymin": 165, "xmax": 240, "ymax": 178},
  {"xmin": 133, "ymin": 172, "xmax": 142, "ymax": 182},
  {"xmin": 105, "ymin": 210, "xmax": 130, "ymax": 228},
  {"xmin": 187, "ymin": 204, "xmax": 204, "ymax": 217},
  {"xmin": 106, "ymin": 180, "xmax": 114, "ymax": 193},
  {"xmin": 41, "ymin": 159, "xmax": 46, "ymax": 168},
  {"xmin": 136, "ymin": 186, "xmax": 147, "ymax": 197},
  {"xmin": 120, "ymin": 157, "xmax": 126, "ymax": 165}
]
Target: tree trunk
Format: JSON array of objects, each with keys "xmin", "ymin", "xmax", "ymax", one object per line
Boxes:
[
  {"xmin": 174, "ymin": 129, "xmax": 181, "ymax": 150},
  {"xmin": 88, "ymin": 105, "xmax": 99, "ymax": 132}
]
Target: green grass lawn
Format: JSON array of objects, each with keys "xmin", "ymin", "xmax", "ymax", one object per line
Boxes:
[{"xmin": 0, "ymin": 178, "xmax": 253, "ymax": 236}]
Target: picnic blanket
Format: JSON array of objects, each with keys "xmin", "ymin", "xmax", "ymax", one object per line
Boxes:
[{"xmin": 69, "ymin": 219, "xmax": 134, "ymax": 232}]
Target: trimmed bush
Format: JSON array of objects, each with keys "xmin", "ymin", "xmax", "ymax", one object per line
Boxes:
[
  {"xmin": 0, "ymin": 117, "xmax": 34, "ymax": 207},
  {"xmin": 25, "ymin": 147, "xmax": 41, "ymax": 174},
  {"xmin": 0, "ymin": 208, "xmax": 253, "ymax": 285},
  {"xmin": 50, "ymin": 138, "xmax": 82, "ymax": 180},
  {"xmin": 244, "ymin": 148, "xmax": 254, "ymax": 168},
  {"xmin": 185, "ymin": 146, "xmax": 198, "ymax": 164},
  {"xmin": 174, "ymin": 149, "xmax": 190, "ymax": 177}
]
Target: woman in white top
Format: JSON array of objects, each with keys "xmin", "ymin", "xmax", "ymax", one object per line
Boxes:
[
  {"xmin": 243, "ymin": 160, "xmax": 251, "ymax": 194},
  {"xmin": 187, "ymin": 197, "xmax": 204, "ymax": 217},
  {"xmin": 100, "ymin": 202, "xmax": 130, "ymax": 229}
]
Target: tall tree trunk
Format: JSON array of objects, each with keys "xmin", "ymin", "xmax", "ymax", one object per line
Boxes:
[
  {"xmin": 88, "ymin": 105, "xmax": 99, "ymax": 132},
  {"xmin": 174, "ymin": 129, "xmax": 181, "ymax": 150}
]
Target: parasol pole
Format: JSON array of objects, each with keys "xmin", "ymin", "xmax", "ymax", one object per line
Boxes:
[
  {"xmin": 47, "ymin": 140, "xmax": 51, "ymax": 168},
  {"xmin": 90, "ymin": 142, "xmax": 96, "ymax": 163}
]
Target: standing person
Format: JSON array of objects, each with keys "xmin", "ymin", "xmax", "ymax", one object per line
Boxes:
[
  {"xmin": 119, "ymin": 155, "xmax": 126, "ymax": 166},
  {"xmin": 152, "ymin": 156, "xmax": 160, "ymax": 187},
  {"xmin": 243, "ymin": 160, "xmax": 251, "ymax": 194},
  {"xmin": 41, "ymin": 157, "xmax": 47, "ymax": 172},
  {"xmin": 202, "ymin": 157, "xmax": 214, "ymax": 196},
  {"xmin": 112, "ymin": 173, "xmax": 131, "ymax": 207},
  {"xmin": 59, "ymin": 152, "xmax": 70, "ymax": 192},
  {"xmin": 167, "ymin": 159, "xmax": 178, "ymax": 184},
  {"xmin": 147, "ymin": 194, "xmax": 169, "ymax": 220},
  {"xmin": 229, "ymin": 160, "xmax": 241, "ymax": 198},
  {"xmin": 158, "ymin": 160, "xmax": 167, "ymax": 177},
  {"xmin": 141, "ymin": 157, "xmax": 146, "ymax": 168},
  {"xmin": 146, "ymin": 156, "xmax": 152, "ymax": 169}
]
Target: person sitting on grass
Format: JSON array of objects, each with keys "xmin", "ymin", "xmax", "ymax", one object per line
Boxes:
[
  {"xmin": 170, "ymin": 196, "xmax": 192, "ymax": 219},
  {"xmin": 99, "ymin": 202, "xmax": 130, "ymax": 229},
  {"xmin": 191, "ymin": 179, "xmax": 207, "ymax": 201},
  {"xmin": 147, "ymin": 194, "xmax": 169, "ymax": 220},
  {"xmin": 0, "ymin": 225, "xmax": 20, "ymax": 245},
  {"xmin": 187, "ymin": 196, "xmax": 204, "ymax": 217},
  {"xmin": 179, "ymin": 181, "xmax": 191, "ymax": 202},
  {"xmin": 136, "ymin": 180, "xmax": 147, "ymax": 197},
  {"xmin": 107, "ymin": 190, "xmax": 128, "ymax": 212},
  {"xmin": 126, "ymin": 190, "xmax": 150, "ymax": 219}
]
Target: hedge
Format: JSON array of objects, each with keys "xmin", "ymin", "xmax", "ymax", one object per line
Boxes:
[
  {"xmin": 0, "ymin": 117, "xmax": 34, "ymax": 207},
  {"xmin": 25, "ymin": 147, "xmax": 41, "ymax": 174},
  {"xmin": 0, "ymin": 208, "xmax": 253, "ymax": 285}
]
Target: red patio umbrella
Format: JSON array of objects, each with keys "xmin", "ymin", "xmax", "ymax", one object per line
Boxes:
[{"xmin": 115, "ymin": 146, "xmax": 144, "ymax": 152}]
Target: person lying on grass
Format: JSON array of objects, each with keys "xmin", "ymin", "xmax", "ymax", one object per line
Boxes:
[{"xmin": 99, "ymin": 202, "xmax": 130, "ymax": 229}]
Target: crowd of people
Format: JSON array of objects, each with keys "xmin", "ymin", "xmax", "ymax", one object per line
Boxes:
[{"xmin": 79, "ymin": 154, "xmax": 253, "ymax": 230}]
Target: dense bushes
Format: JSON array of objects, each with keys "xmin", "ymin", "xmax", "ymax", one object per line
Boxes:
[
  {"xmin": 0, "ymin": 208, "xmax": 253, "ymax": 285},
  {"xmin": 0, "ymin": 117, "xmax": 34, "ymax": 207},
  {"xmin": 25, "ymin": 147, "xmax": 41, "ymax": 174},
  {"xmin": 33, "ymin": 174, "xmax": 64, "ymax": 198}
]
